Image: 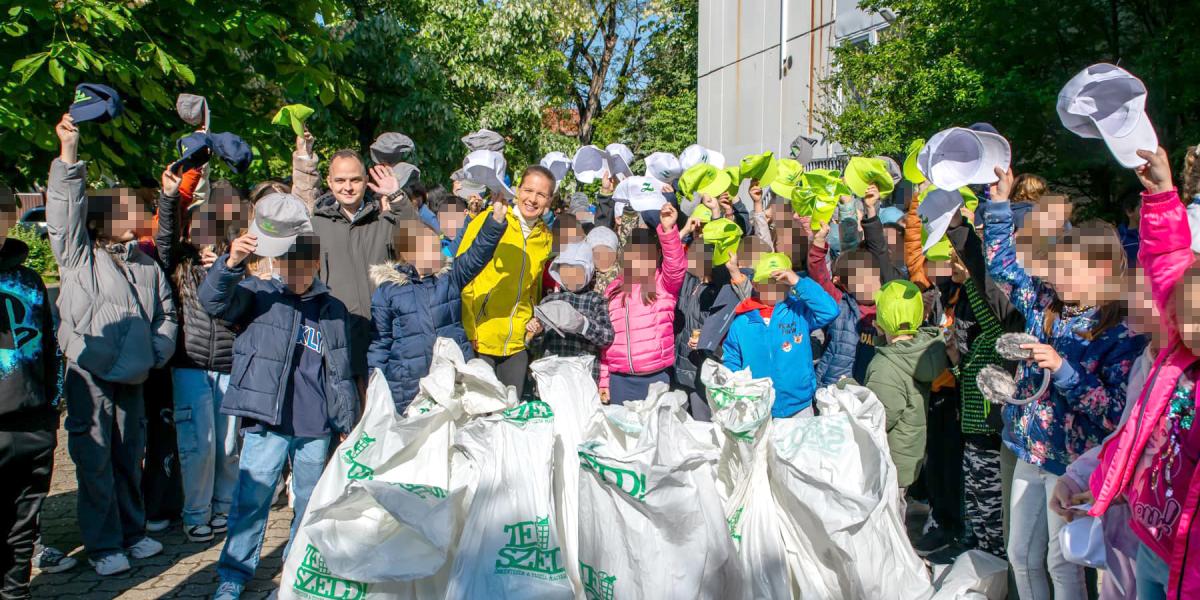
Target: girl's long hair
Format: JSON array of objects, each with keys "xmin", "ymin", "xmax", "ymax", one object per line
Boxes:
[{"xmin": 1042, "ymin": 219, "xmax": 1127, "ymax": 339}]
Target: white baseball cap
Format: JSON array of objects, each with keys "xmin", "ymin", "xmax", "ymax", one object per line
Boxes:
[
  {"xmin": 918, "ymin": 127, "xmax": 1011, "ymax": 191},
  {"xmin": 540, "ymin": 151, "xmax": 571, "ymax": 184},
  {"xmin": 605, "ymin": 143, "xmax": 635, "ymax": 180},
  {"xmin": 572, "ymin": 145, "xmax": 609, "ymax": 184},
  {"xmin": 644, "ymin": 151, "xmax": 682, "ymax": 183},
  {"xmin": 917, "ymin": 187, "xmax": 964, "ymax": 255},
  {"xmin": 1058, "ymin": 63, "xmax": 1158, "ymax": 168},
  {"xmin": 680, "ymin": 144, "xmax": 726, "ymax": 171},
  {"xmin": 613, "ymin": 176, "xmax": 667, "ymax": 213},
  {"xmin": 1060, "ymin": 509, "xmax": 1107, "ymax": 569},
  {"xmin": 463, "ymin": 149, "xmax": 513, "ymax": 199}
]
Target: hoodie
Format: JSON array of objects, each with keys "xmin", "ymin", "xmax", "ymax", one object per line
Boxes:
[
  {"xmin": 0, "ymin": 238, "xmax": 59, "ymax": 430},
  {"xmin": 863, "ymin": 326, "xmax": 948, "ymax": 487}
]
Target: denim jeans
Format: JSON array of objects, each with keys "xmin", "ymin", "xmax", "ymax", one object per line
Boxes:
[
  {"xmin": 216, "ymin": 430, "xmax": 330, "ymax": 585},
  {"xmin": 1008, "ymin": 459, "xmax": 1086, "ymax": 600},
  {"xmin": 171, "ymin": 368, "xmax": 240, "ymax": 527},
  {"xmin": 1135, "ymin": 542, "xmax": 1168, "ymax": 600}
]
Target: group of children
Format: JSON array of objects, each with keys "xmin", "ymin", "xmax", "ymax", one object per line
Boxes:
[{"xmin": 0, "ymin": 102, "xmax": 1198, "ymax": 600}]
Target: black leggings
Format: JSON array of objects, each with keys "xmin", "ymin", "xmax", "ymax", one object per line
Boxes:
[{"xmin": 480, "ymin": 351, "xmax": 530, "ymax": 399}]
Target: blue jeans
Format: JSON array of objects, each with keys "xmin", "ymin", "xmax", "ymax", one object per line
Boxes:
[
  {"xmin": 216, "ymin": 430, "xmax": 330, "ymax": 585},
  {"xmin": 1136, "ymin": 542, "xmax": 1169, "ymax": 600},
  {"xmin": 171, "ymin": 369, "xmax": 240, "ymax": 527}
]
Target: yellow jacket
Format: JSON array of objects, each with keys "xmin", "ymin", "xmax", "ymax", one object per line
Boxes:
[{"xmin": 458, "ymin": 207, "xmax": 553, "ymax": 357}]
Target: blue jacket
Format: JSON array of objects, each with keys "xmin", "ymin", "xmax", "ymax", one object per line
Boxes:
[
  {"xmin": 199, "ymin": 259, "xmax": 360, "ymax": 435},
  {"xmin": 814, "ymin": 292, "xmax": 861, "ymax": 387},
  {"xmin": 723, "ymin": 277, "xmax": 838, "ymax": 417},
  {"xmin": 983, "ymin": 201, "xmax": 1146, "ymax": 475},
  {"xmin": 367, "ymin": 215, "xmax": 505, "ymax": 413}
]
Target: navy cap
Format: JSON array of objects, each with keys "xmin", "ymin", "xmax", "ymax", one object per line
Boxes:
[
  {"xmin": 170, "ymin": 132, "xmax": 213, "ymax": 174},
  {"xmin": 968, "ymin": 122, "xmax": 1000, "ymax": 135},
  {"xmin": 69, "ymin": 83, "xmax": 123, "ymax": 124},
  {"xmin": 211, "ymin": 132, "xmax": 252, "ymax": 173}
]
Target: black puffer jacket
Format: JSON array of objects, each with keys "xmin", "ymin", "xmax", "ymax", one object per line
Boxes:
[{"xmin": 155, "ymin": 192, "xmax": 238, "ymax": 373}]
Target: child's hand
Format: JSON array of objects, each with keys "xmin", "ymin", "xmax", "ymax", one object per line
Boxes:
[
  {"xmin": 1020, "ymin": 342, "xmax": 1063, "ymax": 372},
  {"xmin": 200, "ymin": 247, "xmax": 218, "ymax": 269},
  {"xmin": 296, "ymin": 130, "xmax": 315, "ymax": 157},
  {"xmin": 599, "ymin": 389, "xmax": 610, "ymax": 404},
  {"xmin": 680, "ymin": 216, "xmax": 700, "ymax": 237},
  {"xmin": 989, "ymin": 167, "xmax": 1015, "ymax": 201},
  {"xmin": 1135, "ymin": 147, "xmax": 1173, "ymax": 195},
  {"xmin": 863, "ymin": 184, "xmax": 880, "ymax": 208},
  {"xmin": 659, "ymin": 202, "xmax": 679, "ymax": 230},
  {"xmin": 719, "ymin": 195, "xmax": 736, "ymax": 218},
  {"xmin": 491, "ymin": 195, "xmax": 508, "ymax": 223},
  {"xmin": 56, "ymin": 113, "xmax": 79, "ymax": 164},
  {"xmin": 526, "ymin": 318, "xmax": 544, "ymax": 337},
  {"xmin": 771, "ymin": 269, "xmax": 799, "ymax": 286},
  {"xmin": 600, "ymin": 171, "xmax": 616, "ymax": 196},
  {"xmin": 660, "ymin": 182, "xmax": 675, "ymax": 194},
  {"xmin": 161, "ymin": 168, "xmax": 182, "ymax": 197},
  {"xmin": 227, "ymin": 233, "xmax": 258, "ymax": 268},
  {"xmin": 813, "ymin": 219, "xmax": 831, "ymax": 248},
  {"xmin": 748, "ymin": 183, "xmax": 764, "ymax": 209}
]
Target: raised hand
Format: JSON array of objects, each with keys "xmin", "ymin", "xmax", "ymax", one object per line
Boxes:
[
  {"xmin": 863, "ymin": 183, "xmax": 881, "ymax": 209},
  {"xmin": 161, "ymin": 168, "xmax": 182, "ymax": 197},
  {"xmin": 771, "ymin": 269, "xmax": 799, "ymax": 286},
  {"xmin": 989, "ymin": 167, "xmax": 1015, "ymax": 202},
  {"xmin": 56, "ymin": 113, "xmax": 79, "ymax": 164},
  {"xmin": 748, "ymin": 183, "xmax": 764, "ymax": 209},
  {"xmin": 296, "ymin": 130, "xmax": 315, "ymax": 158},
  {"xmin": 659, "ymin": 202, "xmax": 679, "ymax": 230},
  {"xmin": 227, "ymin": 233, "xmax": 258, "ymax": 268},
  {"xmin": 600, "ymin": 171, "xmax": 616, "ymax": 196},
  {"xmin": 367, "ymin": 164, "xmax": 399, "ymax": 199},
  {"xmin": 1135, "ymin": 147, "xmax": 1173, "ymax": 195},
  {"xmin": 491, "ymin": 194, "xmax": 508, "ymax": 223}
]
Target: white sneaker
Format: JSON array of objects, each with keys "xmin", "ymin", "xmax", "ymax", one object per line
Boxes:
[
  {"xmin": 89, "ymin": 553, "xmax": 131, "ymax": 576},
  {"xmin": 210, "ymin": 513, "xmax": 228, "ymax": 533},
  {"xmin": 212, "ymin": 580, "xmax": 244, "ymax": 600},
  {"xmin": 145, "ymin": 519, "xmax": 171, "ymax": 533},
  {"xmin": 126, "ymin": 536, "xmax": 163, "ymax": 559},
  {"xmin": 32, "ymin": 545, "xmax": 77, "ymax": 573},
  {"xmin": 185, "ymin": 524, "xmax": 214, "ymax": 543}
]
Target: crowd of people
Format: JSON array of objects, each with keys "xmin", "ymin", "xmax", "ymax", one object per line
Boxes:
[{"xmin": 0, "ymin": 67, "xmax": 1199, "ymax": 600}]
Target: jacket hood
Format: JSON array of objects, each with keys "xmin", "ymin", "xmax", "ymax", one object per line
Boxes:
[
  {"xmin": 875, "ymin": 326, "xmax": 945, "ymax": 384},
  {"xmin": 550, "ymin": 242, "xmax": 595, "ymax": 290},
  {"xmin": 734, "ymin": 296, "xmax": 771, "ymax": 316},
  {"xmin": 0, "ymin": 238, "xmax": 29, "ymax": 271},
  {"xmin": 368, "ymin": 260, "xmax": 450, "ymax": 286}
]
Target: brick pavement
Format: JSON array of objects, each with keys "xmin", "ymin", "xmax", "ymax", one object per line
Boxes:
[{"xmin": 31, "ymin": 425, "xmax": 292, "ymax": 599}]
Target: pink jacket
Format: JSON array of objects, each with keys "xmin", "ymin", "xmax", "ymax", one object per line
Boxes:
[
  {"xmin": 599, "ymin": 224, "xmax": 686, "ymax": 389},
  {"xmin": 1089, "ymin": 188, "xmax": 1200, "ymax": 598}
]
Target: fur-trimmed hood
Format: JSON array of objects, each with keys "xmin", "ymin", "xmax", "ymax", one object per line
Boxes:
[{"xmin": 369, "ymin": 260, "xmax": 451, "ymax": 287}]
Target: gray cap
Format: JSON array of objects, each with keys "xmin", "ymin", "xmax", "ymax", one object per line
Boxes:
[
  {"xmin": 391, "ymin": 162, "xmax": 421, "ymax": 189},
  {"xmin": 585, "ymin": 226, "xmax": 618, "ymax": 251},
  {"xmin": 568, "ymin": 192, "xmax": 591, "ymax": 214},
  {"xmin": 248, "ymin": 193, "xmax": 314, "ymax": 258},
  {"xmin": 461, "ymin": 128, "xmax": 505, "ymax": 152},
  {"xmin": 176, "ymin": 94, "xmax": 208, "ymax": 127},
  {"xmin": 370, "ymin": 132, "xmax": 415, "ymax": 165},
  {"xmin": 789, "ymin": 135, "xmax": 818, "ymax": 164},
  {"xmin": 534, "ymin": 300, "xmax": 589, "ymax": 336}
]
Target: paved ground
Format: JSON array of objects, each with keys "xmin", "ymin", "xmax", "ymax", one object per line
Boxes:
[{"xmin": 30, "ymin": 425, "xmax": 291, "ymax": 599}]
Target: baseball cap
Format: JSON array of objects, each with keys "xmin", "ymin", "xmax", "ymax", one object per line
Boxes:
[
  {"xmin": 752, "ymin": 252, "xmax": 792, "ymax": 283},
  {"xmin": 370, "ymin": 132, "xmax": 415, "ymax": 165},
  {"xmin": 271, "ymin": 104, "xmax": 314, "ymax": 136},
  {"xmin": 874, "ymin": 280, "xmax": 924, "ymax": 336},
  {"xmin": 794, "ymin": 169, "xmax": 850, "ymax": 227},
  {"xmin": 69, "ymin": 83, "xmax": 123, "ymax": 124},
  {"xmin": 917, "ymin": 187, "xmax": 964, "ymax": 255},
  {"xmin": 463, "ymin": 150, "xmax": 512, "ymax": 199},
  {"xmin": 844, "ymin": 156, "xmax": 896, "ymax": 198},
  {"xmin": 1057, "ymin": 63, "xmax": 1158, "ymax": 168},
  {"xmin": 644, "ymin": 152, "xmax": 682, "ymax": 183},
  {"xmin": 572, "ymin": 145, "xmax": 609, "ymax": 184},
  {"xmin": 702, "ymin": 218, "xmax": 743, "ymax": 266},
  {"xmin": 877, "ymin": 156, "xmax": 903, "ymax": 185},
  {"xmin": 175, "ymin": 94, "xmax": 208, "ymax": 127},
  {"xmin": 540, "ymin": 151, "xmax": 572, "ymax": 183},
  {"xmin": 680, "ymin": 144, "xmax": 725, "ymax": 170},
  {"xmin": 171, "ymin": 132, "xmax": 213, "ymax": 174},
  {"xmin": 722, "ymin": 166, "xmax": 742, "ymax": 196},
  {"xmin": 210, "ymin": 132, "xmax": 252, "ymax": 173},
  {"xmin": 767, "ymin": 159, "xmax": 804, "ymax": 201},
  {"xmin": 677, "ymin": 164, "xmax": 733, "ymax": 216},
  {"xmin": 917, "ymin": 127, "xmax": 1011, "ymax": 191},
  {"xmin": 739, "ymin": 152, "xmax": 774, "ymax": 181},
  {"xmin": 461, "ymin": 129, "xmax": 505, "ymax": 152},
  {"xmin": 613, "ymin": 176, "xmax": 666, "ymax": 212},
  {"xmin": 878, "ymin": 205, "xmax": 905, "ymax": 227},
  {"xmin": 249, "ymin": 193, "xmax": 315, "ymax": 258},
  {"xmin": 903, "ymin": 139, "xmax": 926, "ymax": 184},
  {"xmin": 391, "ymin": 162, "xmax": 421, "ymax": 189},
  {"xmin": 691, "ymin": 204, "xmax": 714, "ymax": 223},
  {"xmin": 605, "ymin": 143, "xmax": 635, "ymax": 180}
]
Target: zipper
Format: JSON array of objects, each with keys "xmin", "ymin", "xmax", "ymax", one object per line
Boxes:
[
  {"xmin": 624, "ymin": 295, "xmax": 634, "ymax": 373},
  {"xmin": 1122, "ymin": 342, "xmax": 1179, "ymax": 483},
  {"xmin": 277, "ymin": 299, "xmax": 303, "ymax": 426},
  {"xmin": 499, "ymin": 225, "xmax": 528, "ymax": 353}
]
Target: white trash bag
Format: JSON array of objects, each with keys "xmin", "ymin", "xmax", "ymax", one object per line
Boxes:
[
  {"xmin": 931, "ymin": 549, "xmax": 1009, "ymax": 600},
  {"xmin": 700, "ymin": 359, "xmax": 774, "ymax": 501},
  {"xmin": 576, "ymin": 383, "xmax": 744, "ymax": 599}
]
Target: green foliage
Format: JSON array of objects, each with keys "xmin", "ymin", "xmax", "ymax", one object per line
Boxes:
[
  {"xmin": 8, "ymin": 224, "xmax": 57, "ymax": 278},
  {"xmin": 818, "ymin": 0, "xmax": 1200, "ymax": 206}
]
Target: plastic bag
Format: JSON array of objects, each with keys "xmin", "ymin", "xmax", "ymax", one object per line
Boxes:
[
  {"xmin": 930, "ymin": 550, "xmax": 1009, "ymax": 600},
  {"xmin": 700, "ymin": 359, "xmax": 774, "ymax": 501},
  {"xmin": 576, "ymin": 383, "xmax": 744, "ymax": 599}
]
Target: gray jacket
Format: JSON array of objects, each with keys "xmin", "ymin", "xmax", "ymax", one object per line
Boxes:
[{"xmin": 47, "ymin": 159, "xmax": 177, "ymax": 384}]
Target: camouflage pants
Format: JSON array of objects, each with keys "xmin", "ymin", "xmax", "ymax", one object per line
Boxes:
[{"xmin": 962, "ymin": 437, "xmax": 1006, "ymax": 559}]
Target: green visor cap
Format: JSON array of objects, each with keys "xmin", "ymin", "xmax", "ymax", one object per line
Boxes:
[
  {"xmin": 753, "ymin": 252, "xmax": 793, "ymax": 283},
  {"xmin": 739, "ymin": 151, "xmax": 774, "ymax": 181},
  {"xmin": 903, "ymin": 138, "xmax": 927, "ymax": 184},
  {"xmin": 702, "ymin": 218, "xmax": 743, "ymax": 266},
  {"xmin": 844, "ymin": 156, "xmax": 896, "ymax": 198},
  {"xmin": 874, "ymin": 279, "xmax": 924, "ymax": 336},
  {"xmin": 272, "ymin": 104, "xmax": 315, "ymax": 136},
  {"xmin": 768, "ymin": 159, "xmax": 805, "ymax": 200}
]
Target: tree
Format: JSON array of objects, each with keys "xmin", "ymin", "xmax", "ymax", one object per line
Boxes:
[{"xmin": 818, "ymin": 0, "xmax": 1200, "ymax": 209}]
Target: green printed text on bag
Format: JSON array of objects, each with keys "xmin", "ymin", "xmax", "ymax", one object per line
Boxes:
[
  {"xmin": 579, "ymin": 450, "xmax": 648, "ymax": 501},
  {"xmin": 392, "ymin": 482, "xmax": 448, "ymax": 500},
  {"xmin": 292, "ymin": 544, "xmax": 368, "ymax": 600},
  {"xmin": 579, "ymin": 561, "xmax": 617, "ymax": 600},
  {"xmin": 727, "ymin": 506, "xmax": 745, "ymax": 543},
  {"xmin": 342, "ymin": 433, "xmax": 376, "ymax": 481},
  {"xmin": 494, "ymin": 516, "xmax": 567, "ymax": 580},
  {"xmin": 502, "ymin": 400, "xmax": 555, "ymax": 423}
]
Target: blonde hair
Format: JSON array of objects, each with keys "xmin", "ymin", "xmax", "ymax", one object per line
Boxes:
[
  {"xmin": 1182, "ymin": 146, "xmax": 1200, "ymax": 201},
  {"xmin": 1012, "ymin": 174, "xmax": 1047, "ymax": 203}
]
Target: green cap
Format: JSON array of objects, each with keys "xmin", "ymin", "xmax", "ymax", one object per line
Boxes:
[
  {"xmin": 723, "ymin": 165, "xmax": 742, "ymax": 196},
  {"xmin": 679, "ymin": 163, "xmax": 734, "ymax": 206},
  {"xmin": 752, "ymin": 252, "xmax": 793, "ymax": 283},
  {"xmin": 702, "ymin": 218, "xmax": 743, "ymax": 266},
  {"xmin": 768, "ymin": 159, "xmax": 804, "ymax": 200},
  {"xmin": 874, "ymin": 280, "xmax": 924, "ymax": 336},
  {"xmin": 844, "ymin": 156, "xmax": 896, "ymax": 198},
  {"xmin": 271, "ymin": 104, "xmax": 315, "ymax": 136},
  {"xmin": 794, "ymin": 169, "xmax": 851, "ymax": 229},
  {"xmin": 692, "ymin": 204, "xmax": 714, "ymax": 223},
  {"xmin": 960, "ymin": 185, "xmax": 979, "ymax": 215},
  {"xmin": 902, "ymin": 138, "xmax": 926, "ymax": 184},
  {"xmin": 739, "ymin": 151, "xmax": 774, "ymax": 181}
]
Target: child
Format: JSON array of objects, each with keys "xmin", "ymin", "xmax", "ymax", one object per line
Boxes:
[
  {"xmin": 0, "ymin": 187, "xmax": 68, "ymax": 595},
  {"xmin": 983, "ymin": 167, "xmax": 1144, "ymax": 600},
  {"xmin": 600, "ymin": 204, "xmax": 685, "ymax": 404},
  {"xmin": 542, "ymin": 213, "xmax": 585, "ymax": 295},
  {"xmin": 155, "ymin": 170, "xmax": 251, "ymax": 543},
  {"xmin": 586, "ymin": 225, "xmax": 620, "ymax": 293},
  {"xmin": 723, "ymin": 252, "xmax": 838, "ymax": 417},
  {"xmin": 1089, "ymin": 147, "xmax": 1200, "ymax": 600},
  {"xmin": 368, "ymin": 197, "xmax": 508, "ymax": 413},
  {"xmin": 200, "ymin": 194, "xmax": 360, "ymax": 600},
  {"xmin": 48, "ymin": 114, "xmax": 177, "ymax": 576},
  {"xmin": 863, "ymin": 279, "xmax": 948, "ymax": 499},
  {"xmin": 527, "ymin": 242, "xmax": 615, "ymax": 382}
]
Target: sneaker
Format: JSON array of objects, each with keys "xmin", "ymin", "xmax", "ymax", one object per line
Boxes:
[
  {"xmin": 926, "ymin": 542, "xmax": 970, "ymax": 565},
  {"xmin": 88, "ymin": 553, "xmax": 131, "ymax": 576},
  {"xmin": 913, "ymin": 526, "xmax": 952, "ymax": 556},
  {"xmin": 32, "ymin": 546, "xmax": 78, "ymax": 573},
  {"xmin": 185, "ymin": 524, "xmax": 214, "ymax": 543},
  {"xmin": 126, "ymin": 536, "xmax": 164, "ymax": 559},
  {"xmin": 146, "ymin": 519, "xmax": 171, "ymax": 533},
  {"xmin": 210, "ymin": 513, "xmax": 228, "ymax": 534},
  {"xmin": 213, "ymin": 580, "xmax": 244, "ymax": 600}
]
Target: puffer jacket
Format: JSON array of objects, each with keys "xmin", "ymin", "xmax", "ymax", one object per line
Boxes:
[
  {"xmin": 367, "ymin": 214, "xmax": 506, "ymax": 413},
  {"xmin": 459, "ymin": 206, "xmax": 553, "ymax": 357},
  {"xmin": 983, "ymin": 201, "xmax": 1146, "ymax": 476},
  {"xmin": 672, "ymin": 269, "xmax": 752, "ymax": 391},
  {"xmin": 600, "ymin": 223, "xmax": 686, "ymax": 389},
  {"xmin": 723, "ymin": 277, "xmax": 839, "ymax": 417},
  {"xmin": 1089, "ymin": 188, "xmax": 1200, "ymax": 598},
  {"xmin": 863, "ymin": 326, "xmax": 948, "ymax": 487},
  {"xmin": 199, "ymin": 258, "xmax": 359, "ymax": 434},
  {"xmin": 154, "ymin": 191, "xmax": 237, "ymax": 373},
  {"xmin": 47, "ymin": 159, "xmax": 177, "ymax": 384},
  {"xmin": 808, "ymin": 241, "xmax": 874, "ymax": 386}
]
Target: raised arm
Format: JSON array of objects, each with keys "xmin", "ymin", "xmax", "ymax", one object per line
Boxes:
[
  {"xmin": 783, "ymin": 274, "xmax": 840, "ymax": 330},
  {"xmin": 291, "ymin": 132, "xmax": 320, "ymax": 214},
  {"xmin": 1134, "ymin": 147, "xmax": 1195, "ymax": 343},
  {"xmin": 155, "ymin": 169, "xmax": 183, "ymax": 270},
  {"xmin": 449, "ymin": 200, "xmax": 508, "ymax": 291},
  {"xmin": 861, "ymin": 185, "xmax": 904, "ymax": 284},
  {"xmin": 198, "ymin": 233, "xmax": 258, "ymax": 326},
  {"xmin": 807, "ymin": 224, "xmax": 844, "ymax": 303},
  {"xmin": 655, "ymin": 204, "xmax": 686, "ymax": 296},
  {"xmin": 46, "ymin": 115, "xmax": 91, "ymax": 271},
  {"xmin": 903, "ymin": 195, "xmax": 930, "ymax": 289}
]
